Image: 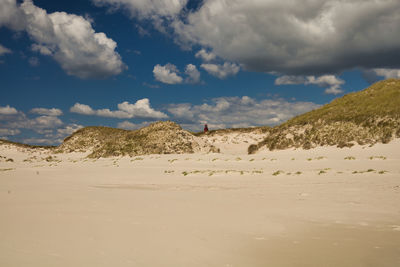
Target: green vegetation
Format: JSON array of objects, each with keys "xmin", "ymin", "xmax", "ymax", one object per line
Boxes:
[
  {"xmin": 272, "ymin": 170, "xmax": 284, "ymax": 176},
  {"xmin": 249, "ymin": 79, "xmax": 400, "ymax": 153},
  {"xmin": 344, "ymin": 156, "xmax": 356, "ymax": 160},
  {"xmin": 194, "ymin": 126, "xmax": 270, "ymax": 137},
  {"xmin": 57, "ymin": 121, "xmax": 219, "ymax": 158},
  {"xmin": 369, "ymin": 156, "xmax": 387, "ymax": 160}
]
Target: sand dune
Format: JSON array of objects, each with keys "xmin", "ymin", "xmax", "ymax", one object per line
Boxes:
[{"xmin": 1, "ymin": 139, "xmax": 400, "ymax": 266}]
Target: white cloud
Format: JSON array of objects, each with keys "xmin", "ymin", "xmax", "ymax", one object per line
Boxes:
[
  {"xmin": 31, "ymin": 44, "xmax": 52, "ymax": 55},
  {"xmin": 0, "ymin": 128, "xmax": 20, "ymax": 136},
  {"xmin": 184, "ymin": 64, "xmax": 200, "ymax": 83},
  {"xmin": 30, "ymin": 116, "xmax": 63, "ymax": 129},
  {"xmin": 70, "ymin": 99, "xmax": 168, "ymax": 119},
  {"xmin": 0, "ymin": 0, "xmax": 126, "ymax": 79},
  {"xmin": 275, "ymin": 75, "xmax": 345, "ymax": 95},
  {"xmin": 0, "ymin": 0, "xmax": 25, "ymax": 30},
  {"xmin": 70, "ymin": 103, "xmax": 95, "ymax": 115},
  {"xmin": 200, "ymin": 62, "xmax": 240, "ymax": 79},
  {"xmin": 0, "ymin": 105, "xmax": 18, "ymax": 115},
  {"xmin": 0, "ymin": 44, "xmax": 12, "ymax": 55},
  {"xmin": 153, "ymin": 63, "xmax": 183, "ymax": 84},
  {"xmin": 195, "ymin": 49, "xmax": 216, "ymax": 62},
  {"xmin": 117, "ymin": 121, "xmax": 152, "ymax": 130},
  {"xmin": 30, "ymin": 108, "xmax": 63, "ymax": 116},
  {"xmin": 171, "ymin": 0, "xmax": 400, "ymax": 75},
  {"xmin": 168, "ymin": 96, "xmax": 320, "ymax": 131},
  {"xmin": 371, "ymin": 68, "xmax": 400, "ymax": 79},
  {"xmin": 56, "ymin": 124, "xmax": 83, "ymax": 137}
]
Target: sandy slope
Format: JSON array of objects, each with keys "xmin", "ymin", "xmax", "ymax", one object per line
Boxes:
[{"xmin": 1, "ymin": 140, "xmax": 400, "ymax": 266}]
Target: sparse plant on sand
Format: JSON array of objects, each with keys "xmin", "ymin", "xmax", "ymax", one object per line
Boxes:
[
  {"xmin": 168, "ymin": 159, "xmax": 178, "ymax": 163},
  {"xmin": 295, "ymin": 171, "xmax": 302, "ymax": 175},
  {"xmin": 272, "ymin": 170, "xmax": 284, "ymax": 176},
  {"xmin": 344, "ymin": 156, "xmax": 356, "ymax": 160},
  {"xmin": 369, "ymin": 156, "xmax": 387, "ymax": 160},
  {"xmin": 378, "ymin": 170, "xmax": 388, "ymax": 174}
]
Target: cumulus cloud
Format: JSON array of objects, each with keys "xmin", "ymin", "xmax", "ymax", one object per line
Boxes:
[
  {"xmin": 0, "ymin": 0, "xmax": 126, "ymax": 79},
  {"xmin": 153, "ymin": 63, "xmax": 183, "ymax": 84},
  {"xmin": 0, "ymin": 105, "xmax": 18, "ymax": 115},
  {"xmin": 0, "ymin": 104, "xmax": 83, "ymax": 145},
  {"xmin": 170, "ymin": 0, "xmax": 400, "ymax": 76},
  {"xmin": 30, "ymin": 107, "xmax": 63, "ymax": 116},
  {"xmin": 371, "ymin": 68, "xmax": 400, "ymax": 79},
  {"xmin": 69, "ymin": 103, "xmax": 95, "ymax": 115},
  {"xmin": 56, "ymin": 124, "xmax": 83, "ymax": 137},
  {"xmin": 31, "ymin": 43, "xmax": 52, "ymax": 55},
  {"xmin": 0, "ymin": 0, "xmax": 25, "ymax": 30},
  {"xmin": 184, "ymin": 64, "xmax": 200, "ymax": 83},
  {"xmin": 0, "ymin": 128, "xmax": 20, "ymax": 136},
  {"xmin": 70, "ymin": 99, "xmax": 168, "ymax": 119},
  {"xmin": 0, "ymin": 44, "xmax": 12, "ymax": 55},
  {"xmin": 275, "ymin": 75, "xmax": 345, "ymax": 95},
  {"xmin": 201, "ymin": 62, "xmax": 240, "ymax": 79},
  {"xmin": 167, "ymin": 96, "xmax": 320, "ymax": 131},
  {"xmin": 195, "ymin": 49, "xmax": 216, "ymax": 62}
]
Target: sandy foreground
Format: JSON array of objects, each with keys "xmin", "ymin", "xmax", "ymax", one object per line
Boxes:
[{"xmin": 1, "ymin": 139, "xmax": 400, "ymax": 267}]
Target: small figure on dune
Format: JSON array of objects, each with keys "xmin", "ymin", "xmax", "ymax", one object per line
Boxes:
[{"xmin": 204, "ymin": 124, "xmax": 209, "ymax": 133}]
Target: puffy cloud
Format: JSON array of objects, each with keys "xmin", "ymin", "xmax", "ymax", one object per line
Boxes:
[
  {"xmin": 0, "ymin": 44, "xmax": 12, "ymax": 55},
  {"xmin": 0, "ymin": 0, "xmax": 25, "ymax": 30},
  {"xmin": 0, "ymin": 128, "xmax": 20, "ymax": 136},
  {"xmin": 200, "ymin": 62, "xmax": 240, "ymax": 79},
  {"xmin": 167, "ymin": 96, "xmax": 320, "ymax": 131},
  {"xmin": 31, "ymin": 44, "xmax": 52, "ymax": 55},
  {"xmin": 70, "ymin": 103, "xmax": 95, "ymax": 115},
  {"xmin": 0, "ymin": 0, "xmax": 126, "ymax": 79},
  {"xmin": 275, "ymin": 75, "xmax": 344, "ymax": 95},
  {"xmin": 30, "ymin": 107, "xmax": 63, "ymax": 116},
  {"xmin": 184, "ymin": 64, "xmax": 200, "ymax": 83},
  {"xmin": 195, "ymin": 49, "xmax": 216, "ymax": 62},
  {"xmin": 70, "ymin": 99, "xmax": 168, "ymax": 119},
  {"xmin": 0, "ymin": 105, "xmax": 83, "ymax": 145},
  {"xmin": 56, "ymin": 124, "xmax": 83, "ymax": 137},
  {"xmin": 117, "ymin": 121, "xmax": 152, "ymax": 130},
  {"xmin": 0, "ymin": 105, "xmax": 18, "ymax": 115},
  {"xmin": 153, "ymin": 63, "xmax": 183, "ymax": 84},
  {"xmin": 21, "ymin": 0, "xmax": 126, "ymax": 79},
  {"xmin": 29, "ymin": 116, "xmax": 63, "ymax": 129},
  {"xmin": 371, "ymin": 68, "xmax": 400, "ymax": 79},
  {"xmin": 171, "ymin": 0, "xmax": 400, "ymax": 75}
]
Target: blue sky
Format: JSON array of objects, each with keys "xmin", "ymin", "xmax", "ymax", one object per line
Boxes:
[{"xmin": 1, "ymin": 0, "xmax": 399, "ymax": 145}]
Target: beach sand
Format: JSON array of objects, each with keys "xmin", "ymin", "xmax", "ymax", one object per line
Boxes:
[{"xmin": 1, "ymin": 139, "xmax": 400, "ymax": 266}]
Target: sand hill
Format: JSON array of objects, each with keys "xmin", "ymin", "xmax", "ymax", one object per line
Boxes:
[
  {"xmin": 249, "ymin": 79, "xmax": 400, "ymax": 153},
  {"xmin": 57, "ymin": 121, "xmax": 219, "ymax": 157}
]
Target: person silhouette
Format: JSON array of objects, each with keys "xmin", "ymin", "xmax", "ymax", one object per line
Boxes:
[{"xmin": 204, "ymin": 124, "xmax": 209, "ymax": 133}]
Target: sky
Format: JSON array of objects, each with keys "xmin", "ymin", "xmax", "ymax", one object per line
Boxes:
[{"xmin": 1, "ymin": 0, "xmax": 400, "ymax": 145}]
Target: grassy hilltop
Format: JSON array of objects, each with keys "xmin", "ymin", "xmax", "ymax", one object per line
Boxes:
[
  {"xmin": 58, "ymin": 121, "xmax": 218, "ymax": 158},
  {"xmin": 249, "ymin": 79, "xmax": 400, "ymax": 153}
]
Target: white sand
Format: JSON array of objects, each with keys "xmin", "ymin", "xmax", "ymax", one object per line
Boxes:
[{"xmin": 1, "ymin": 139, "xmax": 400, "ymax": 266}]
